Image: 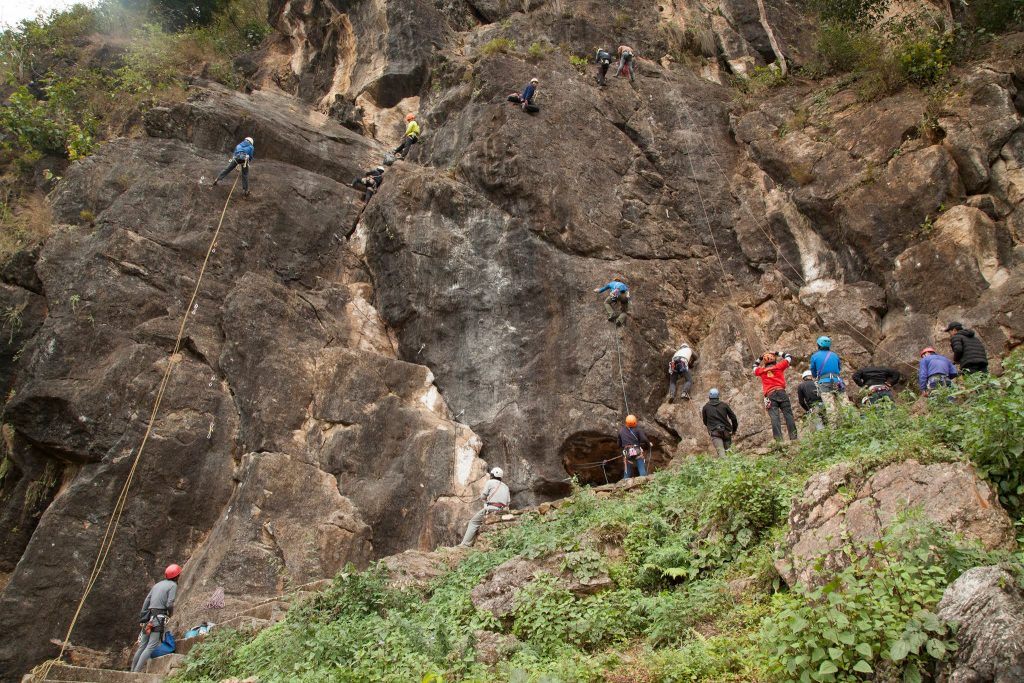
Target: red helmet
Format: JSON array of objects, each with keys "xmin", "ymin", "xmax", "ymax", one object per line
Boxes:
[
  {"xmin": 165, "ymin": 564, "xmax": 182, "ymax": 579},
  {"xmin": 405, "ymin": 113, "xmax": 416, "ymax": 121},
  {"xmin": 625, "ymin": 414, "xmax": 638, "ymax": 427},
  {"xmin": 761, "ymin": 352, "xmax": 776, "ymax": 364},
  {"xmin": 919, "ymin": 347, "xmax": 936, "ymax": 357}
]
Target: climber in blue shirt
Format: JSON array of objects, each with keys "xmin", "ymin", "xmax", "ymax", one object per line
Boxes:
[
  {"xmin": 213, "ymin": 136, "xmax": 255, "ymax": 196},
  {"xmin": 593, "ymin": 276, "xmax": 630, "ymax": 326},
  {"xmin": 809, "ymin": 335, "xmax": 846, "ymax": 424}
]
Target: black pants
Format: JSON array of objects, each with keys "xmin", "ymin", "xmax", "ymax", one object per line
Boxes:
[
  {"xmin": 865, "ymin": 389, "xmax": 895, "ymax": 405},
  {"xmin": 394, "ymin": 135, "xmax": 418, "ymax": 157},
  {"xmin": 667, "ymin": 368, "xmax": 692, "ymax": 400},
  {"xmin": 961, "ymin": 362, "xmax": 988, "ymax": 375},
  {"xmin": 766, "ymin": 390, "xmax": 797, "ymax": 441},
  {"xmin": 597, "ymin": 63, "xmax": 609, "ymax": 85},
  {"xmin": 216, "ymin": 158, "xmax": 249, "ymax": 191}
]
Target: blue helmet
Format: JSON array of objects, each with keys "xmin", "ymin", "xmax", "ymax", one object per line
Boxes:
[
  {"xmin": 816, "ymin": 336, "xmax": 832, "ymax": 349},
  {"xmin": 708, "ymin": 388, "xmax": 720, "ymax": 399}
]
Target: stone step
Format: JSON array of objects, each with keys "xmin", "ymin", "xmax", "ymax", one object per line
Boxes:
[
  {"xmin": 144, "ymin": 653, "xmax": 186, "ymax": 676},
  {"xmin": 25, "ymin": 663, "xmax": 164, "ymax": 683}
]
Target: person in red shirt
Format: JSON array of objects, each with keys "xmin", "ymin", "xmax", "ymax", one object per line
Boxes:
[{"xmin": 754, "ymin": 351, "xmax": 798, "ymax": 442}]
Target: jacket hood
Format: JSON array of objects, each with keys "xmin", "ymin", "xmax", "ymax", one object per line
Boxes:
[
  {"xmin": 707, "ymin": 398, "xmax": 720, "ymax": 405},
  {"xmin": 959, "ymin": 329, "xmax": 976, "ymax": 337}
]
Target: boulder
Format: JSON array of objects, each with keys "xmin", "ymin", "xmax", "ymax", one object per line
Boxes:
[
  {"xmin": 778, "ymin": 460, "xmax": 1016, "ymax": 587},
  {"xmin": 936, "ymin": 566, "xmax": 1024, "ymax": 682},
  {"xmin": 470, "ymin": 552, "xmax": 614, "ymax": 618}
]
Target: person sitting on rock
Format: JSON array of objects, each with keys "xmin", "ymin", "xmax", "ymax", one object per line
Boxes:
[
  {"xmin": 797, "ymin": 369, "xmax": 824, "ymax": 431},
  {"xmin": 593, "ymin": 276, "xmax": 630, "ymax": 325},
  {"xmin": 615, "ymin": 45, "xmax": 636, "ymax": 81},
  {"xmin": 508, "ymin": 78, "xmax": 539, "ymax": 112},
  {"xmin": 666, "ymin": 342, "xmax": 698, "ymax": 403},
  {"xmin": 212, "ymin": 136, "xmax": 254, "ymax": 196},
  {"xmin": 945, "ymin": 321, "xmax": 989, "ymax": 375},
  {"xmin": 618, "ymin": 414, "xmax": 653, "ymax": 479},
  {"xmin": 352, "ymin": 166, "xmax": 385, "ymax": 201},
  {"xmin": 809, "ymin": 336, "xmax": 846, "ymax": 424},
  {"xmin": 459, "ymin": 467, "xmax": 510, "ymax": 547},
  {"xmin": 595, "ymin": 48, "xmax": 612, "ymax": 86},
  {"xmin": 393, "ymin": 113, "xmax": 421, "ymax": 159},
  {"xmin": 131, "ymin": 563, "xmax": 181, "ymax": 673},
  {"xmin": 754, "ymin": 351, "xmax": 798, "ymax": 442},
  {"xmin": 701, "ymin": 388, "xmax": 738, "ymax": 457},
  {"xmin": 852, "ymin": 365, "xmax": 902, "ymax": 405},
  {"xmin": 919, "ymin": 347, "xmax": 957, "ymax": 395}
]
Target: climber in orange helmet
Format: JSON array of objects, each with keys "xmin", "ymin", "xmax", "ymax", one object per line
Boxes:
[
  {"xmin": 130, "ymin": 563, "xmax": 181, "ymax": 672},
  {"xmin": 393, "ymin": 112, "xmax": 421, "ymax": 159},
  {"xmin": 618, "ymin": 414, "xmax": 652, "ymax": 479}
]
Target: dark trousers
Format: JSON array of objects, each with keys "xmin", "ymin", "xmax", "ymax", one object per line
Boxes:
[
  {"xmin": 216, "ymin": 158, "xmax": 249, "ymax": 191},
  {"xmin": 961, "ymin": 362, "xmax": 988, "ymax": 375},
  {"xmin": 130, "ymin": 624, "xmax": 163, "ymax": 672},
  {"xmin": 864, "ymin": 389, "xmax": 895, "ymax": 405},
  {"xmin": 766, "ymin": 390, "xmax": 797, "ymax": 441},
  {"xmin": 667, "ymin": 369, "xmax": 692, "ymax": 400},
  {"xmin": 394, "ymin": 135, "xmax": 418, "ymax": 157},
  {"xmin": 616, "ymin": 54, "xmax": 634, "ymax": 80},
  {"xmin": 597, "ymin": 63, "xmax": 609, "ymax": 85},
  {"xmin": 709, "ymin": 431, "xmax": 732, "ymax": 457}
]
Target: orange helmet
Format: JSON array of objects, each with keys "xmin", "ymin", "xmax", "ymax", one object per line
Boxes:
[
  {"xmin": 761, "ymin": 352, "xmax": 776, "ymax": 364},
  {"xmin": 625, "ymin": 415, "xmax": 638, "ymax": 427},
  {"xmin": 920, "ymin": 347, "xmax": 935, "ymax": 357},
  {"xmin": 405, "ymin": 113, "xmax": 416, "ymax": 121},
  {"xmin": 165, "ymin": 564, "xmax": 182, "ymax": 579}
]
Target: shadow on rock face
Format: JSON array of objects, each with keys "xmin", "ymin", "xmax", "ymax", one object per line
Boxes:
[{"xmin": 558, "ymin": 430, "xmax": 669, "ymax": 487}]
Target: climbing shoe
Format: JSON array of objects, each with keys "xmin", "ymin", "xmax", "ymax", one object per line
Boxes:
[
  {"xmin": 667, "ymin": 396, "xmax": 674, "ymax": 404},
  {"xmin": 211, "ymin": 179, "xmax": 218, "ymax": 187},
  {"xmin": 681, "ymin": 392, "xmax": 691, "ymax": 401},
  {"xmin": 243, "ymin": 190, "xmax": 250, "ymax": 197},
  {"xmin": 607, "ymin": 314, "xmax": 617, "ymax": 322}
]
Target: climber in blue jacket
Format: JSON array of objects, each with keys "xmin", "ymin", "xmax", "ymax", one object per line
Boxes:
[
  {"xmin": 213, "ymin": 136, "xmax": 255, "ymax": 196},
  {"xmin": 593, "ymin": 276, "xmax": 630, "ymax": 325},
  {"xmin": 809, "ymin": 335, "xmax": 845, "ymax": 424}
]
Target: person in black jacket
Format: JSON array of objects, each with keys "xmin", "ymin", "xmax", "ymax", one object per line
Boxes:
[
  {"xmin": 352, "ymin": 166, "xmax": 385, "ymax": 201},
  {"xmin": 796, "ymin": 370, "xmax": 824, "ymax": 431},
  {"xmin": 701, "ymin": 388, "xmax": 738, "ymax": 457},
  {"xmin": 945, "ymin": 322, "xmax": 988, "ymax": 374},
  {"xmin": 852, "ymin": 366, "xmax": 902, "ymax": 405}
]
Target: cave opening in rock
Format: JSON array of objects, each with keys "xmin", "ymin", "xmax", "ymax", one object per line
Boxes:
[{"xmin": 559, "ymin": 430, "xmax": 669, "ymax": 487}]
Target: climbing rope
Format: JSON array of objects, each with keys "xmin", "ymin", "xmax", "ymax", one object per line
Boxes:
[
  {"xmin": 36, "ymin": 172, "xmax": 242, "ymax": 679},
  {"xmin": 691, "ymin": 129, "xmax": 919, "ymax": 375},
  {"xmin": 612, "ymin": 325, "xmax": 631, "ymax": 416}
]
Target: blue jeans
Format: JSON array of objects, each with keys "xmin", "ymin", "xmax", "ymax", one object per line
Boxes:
[{"xmin": 624, "ymin": 456, "xmax": 647, "ymax": 479}]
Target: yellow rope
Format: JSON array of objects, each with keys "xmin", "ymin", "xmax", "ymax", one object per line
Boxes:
[{"xmin": 36, "ymin": 172, "xmax": 240, "ymax": 680}]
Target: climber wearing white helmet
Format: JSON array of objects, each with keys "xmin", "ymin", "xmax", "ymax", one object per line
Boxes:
[
  {"xmin": 459, "ymin": 466, "xmax": 510, "ymax": 547},
  {"xmin": 797, "ymin": 369, "xmax": 824, "ymax": 432},
  {"xmin": 212, "ymin": 136, "xmax": 256, "ymax": 196}
]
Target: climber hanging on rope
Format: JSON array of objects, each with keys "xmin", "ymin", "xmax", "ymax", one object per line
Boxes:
[
  {"xmin": 618, "ymin": 414, "xmax": 653, "ymax": 479},
  {"xmin": 701, "ymin": 388, "xmax": 738, "ymax": 457},
  {"xmin": 666, "ymin": 341, "xmax": 698, "ymax": 403},
  {"xmin": 593, "ymin": 276, "xmax": 630, "ymax": 326},
  {"xmin": 459, "ymin": 467, "xmax": 510, "ymax": 547},
  {"xmin": 212, "ymin": 136, "xmax": 254, "ymax": 197},
  {"xmin": 393, "ymin": 113, "xmax": 421, "ymax": 159},
  {"xmin": 352, "ymin": 166, "xmax": 385, "ymax": 202},
  {"xmin": 797, "ymin": 370, "xmax": 824, "ymax": 432},
  {"xmin": 595, "ymin": 47, "xmax": 612, "ymax": 86},
  {"xmin": 507, "ymin": 77, "xmax": 540, "ymax": 113},
  {"xmin": 130, "ymin": 564, "xmax": 181, "ymax": 672},
  {"xmin": 852, "ymin": 365, "xmax": 902, "ymax": 405},
  {"xmin": 809, "ymin": 336, "xmax": 847, "ymax": 425},
  {"xmin": 754, "ymin": 351, "xmax": 798, "ymax": 442},
  {"xmin": 615, "ymin": 45, "xmax": 636, "ymax": 81}
]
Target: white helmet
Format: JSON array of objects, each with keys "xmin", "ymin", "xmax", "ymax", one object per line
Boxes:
[
  {"xmin": 244, "ymin": 136, "xmax": 254, "ymax": 144},
  {"xmin": 490, "ymin": 467, "xmax": 504, "ymax": 479},
  {"xmin": 801, "ymin": 370, "xmax": 813, "ymax": 379}
]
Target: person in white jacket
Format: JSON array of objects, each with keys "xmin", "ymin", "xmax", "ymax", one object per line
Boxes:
[
  {"xmin": 459, "ymin": 467, "xmax": 510, "ymax": 547},
  {"xmin": 666, "ymin": 342, "xmax": 698, "ymax": 402}
]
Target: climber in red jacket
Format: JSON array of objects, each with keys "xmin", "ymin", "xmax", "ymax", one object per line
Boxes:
[{"xmin": 754, "ymin": 351, "xmax": 798, "ymax": 442}]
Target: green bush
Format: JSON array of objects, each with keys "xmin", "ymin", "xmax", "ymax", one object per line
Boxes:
[
  {"xmin": 568, "ymin": 54, "xmax": 589, "ymax": 74},
  {"xmin": 481, "ymin": 37, "xmax": 515, "ymax": 56},
  {"xmin": 762, "ymin": 532, "xmax": 957, "ymax": 683},
  {"xmin": 898, "ymin": 30, "xmax": 954, "ymax": 86},
  {"xmin": 810, "ymin": 0, "xmax": 890, "ymax": 27},
  {"xmin": 0, "ymin": 83, "xmax": 98, "ymax": 160}
]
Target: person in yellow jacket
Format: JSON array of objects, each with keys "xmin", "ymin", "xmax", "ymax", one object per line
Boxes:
[{"xmin": 393, "ymin": 113, "xmax": 421, "ymax": 158}]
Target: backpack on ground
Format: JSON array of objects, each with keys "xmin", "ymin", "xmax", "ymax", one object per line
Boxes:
[{"xmin": 151, "ymin": 631, "xmax": 176, "ymax": 658}]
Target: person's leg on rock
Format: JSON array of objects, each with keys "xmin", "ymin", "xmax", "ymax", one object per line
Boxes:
[
  {"xmin": 213, "ymin": 159, "xmax": 238, "ymax": 186},
  {"xmin": 604, "ymin": 295, "xmax": 618, "ymax": 321},
  {"xmin": 459, "ymin": 508, "xmax": 488, "ymax": 547},
  {"xmin": 667, "ymin": 372, "xmax": 678, "ymax": 403},
  {"xmin": 679, "ymin": 368, "xmax": 692, "ymax": 399},
  {"xmin": 131, "ymin": 626, "xmax": 162, "ymax": 672},
  {"xmin": 241, "ymin": 163, "xmax": 249, "ymax": 195}
]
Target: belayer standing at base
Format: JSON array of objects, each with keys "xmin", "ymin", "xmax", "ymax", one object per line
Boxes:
[
  {"xmin": 593, "ymin": 276, "xmax": 630, "ymax": 325},
  {"xmin": 212, "ymin": 136, "xmax": 254, "ymax": 196},
  {"xmin": 918, "ymin": 347, "xmax": 957, "ymax": 395},
  {"xmin": 852, "ymin": 366, "xmax": 902, "ymax": 405},
  {"xmin": 459, "ymin": 467, "xmax": 510, "ymax": 547},
  {"xmin": 797, "ymin": 370, "xmax": 824, "ymax": 431},
  {"xmin": 666, "ymin": 342, "xmax": 698, "ymax": 403},
  {"xmin": 945, "ymin": 322, "xmax": 989, "ymax": 375},
  {"xmin": 130, "ymin": 563, "xmax": 180, "ymax": 672},
  {"xmin": 809, "ymin": 336, "xmax": 846, "ymax": 424},
  {"xmin": 701, "ymin": 388, "xmax": 738, "ymax": 456},
  {"xmin": 393, "ymin": 113, "xmax": 420, "ymax": 158},
  {"xmin": 618, "ymin": 414, "xmax": 653, "ymax": 479},
  {"xmin": 754, "ymin": 351, "xmax": 798, "ymax": 442}
]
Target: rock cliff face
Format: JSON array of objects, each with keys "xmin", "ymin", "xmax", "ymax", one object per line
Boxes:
[{"xmin": 0, "ymin": 0, "xmax": 1022, "ymax": 678}]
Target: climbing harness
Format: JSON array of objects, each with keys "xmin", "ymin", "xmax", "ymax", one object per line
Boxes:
[{"xmin": 36, "ymin": 173, "xmax": 242, "ymax": 680}]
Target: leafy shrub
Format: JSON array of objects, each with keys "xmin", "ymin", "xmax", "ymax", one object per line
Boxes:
[
  {"xmin": 481, "ymin": 37, "xmax": 515, "ymax": 56},
  {"xmin": 527, "ymin": 41, "xmax": 548, "ymax": 61},
  {"xmin": 898, "ymin": 30, "xmax": 954, "ymax": 86},
  {"xmin": 810, "ymin": 0, "xmax": 890, "ymax": 27},
  {"xmin": 762, "ymin": 532, "xmax": 957, "ymax": 682},
  {"xmin": 735, "ymin": 64, "xmax": 787, "ymax": 94},
  {"xmin": 0, "ymin": 83, "xmax": 98, "ymax": 160},
  {"xmin": 568, "ymin": 54, "xmax": 589, "ymax": 74}
]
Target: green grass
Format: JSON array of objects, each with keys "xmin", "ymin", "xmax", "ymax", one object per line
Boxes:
[{"xmin": 174, "ymin": 357, "xmax": 1024, "ymax": 682}]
